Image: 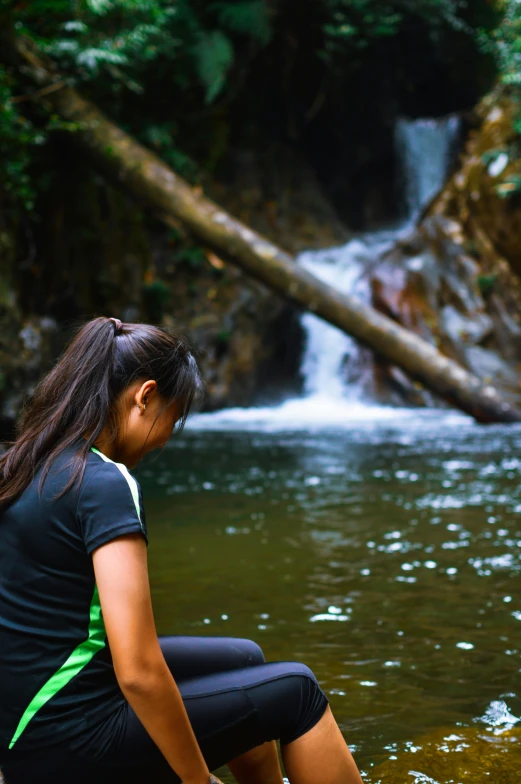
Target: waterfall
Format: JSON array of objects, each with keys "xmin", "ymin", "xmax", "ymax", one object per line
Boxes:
[
  {"xmin": 298, "ymin": 115, "xmax": 461, "ymax": 402},
  {"xmin": 395, "ymin": 115, "xmax": 461, "ymax": 219},
  {"xmin": 300, "ymin": 245, "xmax": 369, "ymax": 400}
]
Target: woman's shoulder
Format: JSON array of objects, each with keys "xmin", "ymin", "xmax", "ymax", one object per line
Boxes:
[
  {"xmin": 86, "ymin": 447, "xmax": 141, "ymax": 499},
  {"xmin": 77, "ymin": 448, "xmax": 146, "ymax": 553},
  {"xmin": 42, "ymin": 445, "xmax": 141, "ymax": 510}
]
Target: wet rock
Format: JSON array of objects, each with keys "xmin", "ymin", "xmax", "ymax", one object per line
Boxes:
[
  {"xmin": 430, "ymin": 90, "xmax": 521, "ymax": 279},
  {"xmin": 368, "ymin": 215, "xmax": 521, "ymax": 405},
  {"xmin": 0, "ymin": 296, "xmax": 58, "ymax": 439},
  {"xmin": 365, "ymin": 86, "xmax": 521, "ymax": 407},
  {"xmin": 368, "ymin": 725, "xmax": 521, "ymax": 784}
]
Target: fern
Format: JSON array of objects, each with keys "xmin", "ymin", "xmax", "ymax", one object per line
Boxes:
[
  {"xmin": 85, "ymin": 0, "xmax": 167, "ymax": 15},
  {"xmin": 195, "ymin": 30, "xmax": 234, "ymax": 104},
  {"xmin": 324, "ymin": 0, "xmax": 467, "ymax": 52},
  {"xmin": 76, "ymin": 46, "xmax": 128, "ymax": 71}
]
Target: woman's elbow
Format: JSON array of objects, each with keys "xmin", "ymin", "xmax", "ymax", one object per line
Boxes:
[{"xmin": 114, "ymin": 655, "xmax": 165, "ymax": 695}]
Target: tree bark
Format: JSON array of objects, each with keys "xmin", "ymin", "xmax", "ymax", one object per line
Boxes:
[{"xmin": 4, "ymin": 35, "xmax": 521, "ymax": 423}]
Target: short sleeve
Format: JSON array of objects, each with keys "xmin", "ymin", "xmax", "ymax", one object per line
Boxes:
[{"xmin": 77, "ymin": 461, "xmax": 147, "ymax": 554}]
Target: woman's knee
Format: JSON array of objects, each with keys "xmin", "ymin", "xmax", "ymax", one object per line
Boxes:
[
  {"xmin": 232, "ymin": 638, "xmax": 265, "ymax": 667},
  {"xmin": 249, "ymin": 662, "xmax": 329, "ymax": 746},
  {"xmin": 281, "ymin": 664, "xmax": 329, "ymax": 744}
]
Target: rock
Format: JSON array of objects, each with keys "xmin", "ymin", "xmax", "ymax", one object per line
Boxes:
[
  {"xmin": 368, "ymin": 725, "xmax": 521, "ymax": 784},
  {"xmin": 0, "ymin": 303, "xmax": 58, "ymax": 439},
  {"xmin": 361, "ymin": 86, "xmax": 521, "ymax": 407},
  {"xmin": 431, "ymin": 92, "xmax": 521, "ymax": 279},
  {"xmin": 367, "ymin": 214, "xmax": 521, "ymax": 406}
]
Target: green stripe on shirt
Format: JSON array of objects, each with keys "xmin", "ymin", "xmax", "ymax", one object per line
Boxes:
[{"xmin": 9, "ymin": 586, "xmax": 105, "ymax": 749}]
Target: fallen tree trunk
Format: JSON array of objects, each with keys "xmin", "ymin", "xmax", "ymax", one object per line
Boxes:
[{"xmin": 4, "ymin": 34, "xmax": 521, "ymax": 423}]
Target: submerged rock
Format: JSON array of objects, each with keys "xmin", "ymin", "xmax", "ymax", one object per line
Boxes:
[{"xmin": 368, "ymin": 725, "xmax": 521, "ymax": 784}]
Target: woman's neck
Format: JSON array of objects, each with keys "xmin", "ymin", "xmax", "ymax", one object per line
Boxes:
[{"xmin": 90, "ymin": 427, "xmax": 118, "ymax": 462}]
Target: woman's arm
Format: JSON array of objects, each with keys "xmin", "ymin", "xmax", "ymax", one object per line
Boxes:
[{"xmin": 92, "ymin": 534, "xmax": 219, "ymax": 784}]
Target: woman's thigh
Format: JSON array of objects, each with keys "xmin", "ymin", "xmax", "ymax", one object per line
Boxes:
[
  {"xmin": 159, "ymin": 635, "xmax": 265, "ymax": 680},
  {"xmin": 107, "ymin": 660, "xmax": 328, "ymax": 782},
  {"xmin": 0, "ymin": 636, "xmax": 266, "ymax": 784},
  {"xmin": 1, "ymin": 645, "xmax": 328, "ymax": 784}
]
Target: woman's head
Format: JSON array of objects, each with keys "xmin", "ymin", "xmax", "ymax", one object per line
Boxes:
[{"xmin": 0, "ymin": 317, "xmax": 202, "ymax": 508}]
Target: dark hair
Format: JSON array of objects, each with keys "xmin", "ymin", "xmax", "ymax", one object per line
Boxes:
[{"xmin": 0, "ymin": 317, "xmax": 202, "ymax": 510}]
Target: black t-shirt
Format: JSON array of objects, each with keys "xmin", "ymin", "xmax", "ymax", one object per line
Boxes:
[{"xmin": 0, "ymin": 445, "xmax": 147, "ymax": 758}]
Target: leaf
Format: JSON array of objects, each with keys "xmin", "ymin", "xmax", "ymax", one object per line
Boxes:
[
  {"xmin": 85, "ymin": 0, "xmax": 113, "ymax": 14},
  {"xmin": 63, "ymin": 20, "xmax": 88, "ymax": 33},
  {"xmin": 77, "ymin": 47, "xmax": 128, "ymax": 70},
  {"xmin": 50, "ymin": 39, "xmax": 81, "ymax": 55},
  {"xmin": 211, "ymin": 1, "xmax": 272, "ymax": 46},
  {"xmin": 195, "ymin": 30, "xmax": 234, "ymax": 104}
]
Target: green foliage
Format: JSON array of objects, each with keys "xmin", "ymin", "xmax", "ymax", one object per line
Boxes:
[
  {"xmin": 0, "ymin": 67, "xmax": 44, "ymax": 211},
  {"xmin": 1, "ymin": 0, "xmax": 507, "ymax": 214},
  {"xmin": 479, "ymin": 1, "xmax": 521, "ymax": 161},
  {"xmin": 211, "ymin": 2, "xmax": 272, "ymax": 45},
  {"xmin": 21, "ymin": 1, "xmax": 271, "ymax": 98},
  {"xmin": 141, "ymin": 122, "xmax": 199, "ymax": 179},
  {"xmin": 196, "ymin": 30, "xmax": 234, "ymax": 103},
  {"xmin": 482, "ymin": 0, "xmax": 521, "ymax": 88},
  {"xmin": 3, "ymin": 0, "xmax": 278, "ymax": 201},
  {"xmin": 173, "ymin": 245, "xmax": 207, "ymax": 270},
  {"xmin": 477, "ymin": 273, "xmax": 498, "ymax": 296},
  {"xmin": 323, "ymin": 0, "xmax": 466, "ymax": 55}
]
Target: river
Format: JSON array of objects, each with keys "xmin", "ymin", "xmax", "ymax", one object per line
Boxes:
[
  {"xmin": 138, "ymin": 408, "xmax": 521, "ymax": 781},
  {"xmin": 136, "ymin": 114, "xmax": 521, "ymax": 783}
]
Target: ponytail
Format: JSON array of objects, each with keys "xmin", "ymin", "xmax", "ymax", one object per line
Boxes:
[{"xmin": 0, "ymin": 317, "xmax": 202, "ymax": 510}]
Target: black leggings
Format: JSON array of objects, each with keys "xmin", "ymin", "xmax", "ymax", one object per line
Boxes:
[{"xmin": 1, "ymin": 636, "xmax": 328, "ymax": 784}]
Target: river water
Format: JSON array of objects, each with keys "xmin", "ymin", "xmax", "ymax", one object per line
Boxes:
[
  {"xmin": 138, "ymin": 409, "xmax": 521, "ymax": 781},
  {"xmin": 138, "ymin": 115, "xmax": 519, "ymax": 782}
]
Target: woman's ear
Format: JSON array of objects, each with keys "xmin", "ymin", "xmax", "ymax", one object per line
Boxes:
[{"xmin": 134, "ymin": 380, "xmax": 158, "ymax": 411}]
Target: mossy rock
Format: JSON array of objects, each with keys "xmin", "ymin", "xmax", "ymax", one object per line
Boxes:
[{"xmin": 368, "ymin": 726, "xmax": 521, "ymax": 783}]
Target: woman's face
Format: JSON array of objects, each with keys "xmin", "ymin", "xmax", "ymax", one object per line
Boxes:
[{"xmin": 117, "ymin": 381, "xmax": 185, "ymax": 468}]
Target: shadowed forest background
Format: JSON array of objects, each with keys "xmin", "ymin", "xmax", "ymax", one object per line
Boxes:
[{"xmin": 1, "ymin": 0, "xmax": 521, "ymax": 430}]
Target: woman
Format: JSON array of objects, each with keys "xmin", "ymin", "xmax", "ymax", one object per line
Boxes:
[{"xmin": 0, "ymin": 317, "xmax": 364, "ymax": 784}]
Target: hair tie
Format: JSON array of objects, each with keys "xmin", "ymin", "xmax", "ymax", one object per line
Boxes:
[{"xmin": 109, "ymin": 317, "xmax": 122, "ymax": 335}]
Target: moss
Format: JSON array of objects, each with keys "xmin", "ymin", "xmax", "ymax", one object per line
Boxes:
[{"xmin": 477, "ymin": 273, "xmax": 498, "ymax": 295}]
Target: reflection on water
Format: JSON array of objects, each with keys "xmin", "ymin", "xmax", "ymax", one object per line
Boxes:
[{"xmin": 137, "ymin": 412, "xmax": 521, "ymax": 781}]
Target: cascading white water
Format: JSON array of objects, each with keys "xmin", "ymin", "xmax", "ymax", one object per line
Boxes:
[
  {"xmin": 299, "ymin": 233, "xmax": 394, "ymax": 402},
  {"xmin": 298, "ymin": 115, "xmax": 461, "ymax": 402},
  {"xmin": 395, "ymin": 115, "xmax": 461, "ymax": 220},
  {"xmin": 189, "ymin": 115, "xmax": 464, "ymax": 430}
]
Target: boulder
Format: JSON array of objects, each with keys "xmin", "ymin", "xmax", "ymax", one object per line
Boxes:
[{"xmin": 369, "ymin": 724, "xmax": 521, "ymax": 784}]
